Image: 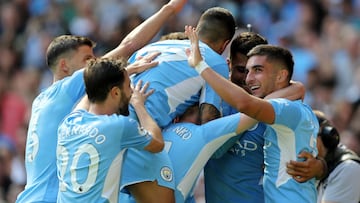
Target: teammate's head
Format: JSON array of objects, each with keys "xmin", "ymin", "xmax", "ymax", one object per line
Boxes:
[
  {"xmin": 230, "ymin": 32, "xmax": 268, "ymax": 62},
  {"xmin": 229, "ymin": 32, "xmax": 268, "ymax": 90},
  {"xmin": 159, "ymin": 32, "xmax": 188, "ymax": 41},
  {"xmin": 246, "ymin": 45, "xmax": 294, "ymax": 98},
  {"xmin": 46, "ymin": 35, "xmax": 96, "ymax": 80},
  {"xmin": 313, "ymin": 110, "xmax": 340, "ymax": 153},
  {"xmin": 84, "ymin": 58, "xmax": 132, "ymax": 116},
  {"xmin": 173, "ymin": 103, "xmax": 200, "ymax": 125},
  {"xmin": 196, "ymin": 7, "xmax": 236, "ymax": 54}
]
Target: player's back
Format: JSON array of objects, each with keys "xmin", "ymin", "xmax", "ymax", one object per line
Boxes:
[
  {"xmin": 129, "ymin": 39, "xmax": 229, "ymax": 128},
  {"xmin": 56, "ymin": 109, "xmax": 152, "ymax": 203},
  {"xmin": 16, "ymin": 69, "xmax": 85, "ymax": 203},
  {"xmin": 163, "ymin": 113, "xmax": 241, "ymax": 203}
]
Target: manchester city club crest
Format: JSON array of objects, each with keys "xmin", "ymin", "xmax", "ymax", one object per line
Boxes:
[{"xmin": 160, "ymin": 166, "xmax": 173, "ymax": 182}]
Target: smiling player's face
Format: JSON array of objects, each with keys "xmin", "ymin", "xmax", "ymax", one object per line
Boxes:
[{"xmin": 245, "ymin": 55, "xmax": 278, "ymax": 98}]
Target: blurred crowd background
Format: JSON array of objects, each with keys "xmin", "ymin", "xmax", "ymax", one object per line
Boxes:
[{"xmin": 0, "ymin": 0, "xmax": 360, "ymax": 202}]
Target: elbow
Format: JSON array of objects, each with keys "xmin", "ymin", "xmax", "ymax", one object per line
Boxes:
[
  {"xmin": 121, "ymin": 38, "xmax": 139, "ymax": 57},
  {"xmin": 145, "ymin": 134, "xmax": 164, "ymax": 153},
  {"xmin": 152, "ymin": 139, "xmax": 165, "ymax": 153}
]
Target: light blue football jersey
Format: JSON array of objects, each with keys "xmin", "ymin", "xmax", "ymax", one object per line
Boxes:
[
  {"xmin": 16, "ymin": 69, "xmax": 85, "ymax": 203},
  {"xmin": 205, "ymin": 102, "xmax": 266, "ymax": 203},
  {"xmin": 163, "ymin": 113, "xmax": 241, "ymax": 203},
  {"xmin": 204, "ymin": 125, "xmax": 266, "ymax": 203},
  {"xmin": 121, "ymin": 39, "xmax": 229, "ymax": 199},
  {"xmin": 56, "ymin": 109, "xmax": 153, "ymax": 203},
  {"xmin": 264, "ymin": 99, "xmax": 318, "ymax": 203},
  {"xmin": 120, "ymin": 113, "xmax": 241, "ymax": 203},
  {"xmin": 120, "ymin": 149, "xmax": 175, "ymax": 193},
  {"xmin": 128, "ymin": 39, "xmax": 229, "ymax": 128}
]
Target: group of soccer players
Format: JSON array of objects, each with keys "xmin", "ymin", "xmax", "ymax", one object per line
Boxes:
[{"xmin": 16, "ymin": 0, "xmax": 327, "ymax": 202}]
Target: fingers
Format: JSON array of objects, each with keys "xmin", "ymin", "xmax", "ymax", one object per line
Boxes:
[
  {"xmin": 134, "ymin": 80, "xmax": 143, "ymax": 91},
  {"xmin": 143, "ymin": 51, "xmax": 161, "ymax": 62},
  {"xmin": 186, "ymin": 26, "xmax": 198, "ymax": 45},
  {"xmin": 144, "ymin": 88, "xmax": 155, "ymax": 98},
  {"xmin": 134, "ymin": 81, "xmax": 153, "ymax": 97},
  {"xmin": 287, "ymin": 161, "xmax": 307, "ymax": 175},
  {"xmin": 287, "ymin": 160, "xmax": 315, "ymax": 183},
  {"xmin": 185, "ymin": 48, "xmax": 191, "ymax": 57},
  {"xmin": 297, "ymin": 150, "xmax": 313, "ymax": 159},
  {"xmin": 184, "ymin": 25, "xmax": 195, "ymax": 41},
  {"xmin": 292, "ymin": 175, "xmax": 308, "ymax": 183},
  {"xmin": 139, "ymin": 61, "xmax": 159, "ymax": 70},
  {"xmin": 135, "ymin": 51, "xmax": 160, "ymax": 63},
  {"xmin": 140, "ymin": 81, "xmax": 150, "ymax": 93},
  {"xmin": 128, "ymin": 52, "xmax": 159, "ymax": 75}
]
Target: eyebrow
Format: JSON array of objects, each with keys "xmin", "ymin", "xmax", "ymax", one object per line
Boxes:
[{"xmin": 247, "ymin": 64, "xmax": 264, "ymax": 70}]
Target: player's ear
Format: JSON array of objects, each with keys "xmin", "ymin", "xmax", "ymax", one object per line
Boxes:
[
  {"xmin": 60, "ymin": 59, "xmax": 69, "ymax": 73},
  {"xmin": 110, "ymin": 86, "xmax": 120, "ymax": 99},
  {"xmin": 277, "ymin": 69, "xmax": 288, "ymax": 83}
]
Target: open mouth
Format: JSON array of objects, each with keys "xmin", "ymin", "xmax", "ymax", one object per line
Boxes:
[{"xmin": 249, "ymin": 85, "xmax": 260, "ymax": 91}]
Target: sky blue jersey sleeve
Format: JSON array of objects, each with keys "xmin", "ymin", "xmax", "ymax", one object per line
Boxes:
[
  {"xmin": 268, "ymin": 98, "xmax": 303, "ymax": 129},
  {"xmin": 61, "ymin": 68, "xmax": 86, "ymax": 104},
  {"xmin": 111, "ymin": 115, "xmax": 153, "ymax": 150}
]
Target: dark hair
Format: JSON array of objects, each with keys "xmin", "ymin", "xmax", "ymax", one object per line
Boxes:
[
  {"xmin": 247, "ymin": 44, "xmax": 294, "ymax": 81},
  {"xmin": 84, "ymin": 58, "xmax": 128, "ymax": 103},
  {"xmin": 46, "ymin": 35, "xmax": 95, "ymax": 70},
  {"xmin": 179, "ymin": 103, "xmax": 200, "ymax": 124},
  {"xmin": 196, "ymin": 7, "xmax": 236, "ymax": 44},
  {"xmin": 313, "ymin": 110, "xmax": 340, "ymax": 151},
  {"xmin": 230, "ymin": 32, "xmax": 268, "ymax": 60},
  {"xmin": 159, "ymin": 32, "xmax": 188, "ymax": 41}
]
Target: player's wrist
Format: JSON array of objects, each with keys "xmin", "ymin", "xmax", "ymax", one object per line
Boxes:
[
  {"xmin": 316, "ymin": 156, "xmax": 328, "ymax": 180},
  {"xmin": 195, "ymin": 60, "xmax": 209, "ymax": 74}
]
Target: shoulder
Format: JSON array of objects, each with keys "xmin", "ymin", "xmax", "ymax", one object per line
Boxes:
[
  {"xmin": 334, "ymin": 159, "xmax": 360, "ymax": 172},
  {"xmin": 268, "ymin": 98, "xmax": 309, "ymax": 113},
  {"xmin": 326, "ymin": 160, "xmax": 360, "ymax": 184}
]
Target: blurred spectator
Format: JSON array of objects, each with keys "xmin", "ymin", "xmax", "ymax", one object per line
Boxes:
[
  {"xmin": 0, "ymin": 135, "xmax": 16, "ymax": 203},
  {"xmin": 0, "ymin": 71, "xmax": 28, "ymax": 146},
  {"xmin": 341, "ymin": 129, "xmax": 360, "ymax": 157}
]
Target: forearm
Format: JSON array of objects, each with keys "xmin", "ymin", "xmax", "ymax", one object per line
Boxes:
[
  {"xmin": 103, "ymin": 4, "xmax": 178, "ymax": 59},
  {"xmin": 133, "ymin": 104, "xmax": 163, "ymax": 144},
  {"xmin": 200, "ymin": 68, "xmax": 274, "ymax": 123},
  {"xmin": 265, "ymin": 80, "xmax": 305, "ymax": 101},
  {"xmin": 316, "ymin": 156, "xmax": 328, "ymax": 180},
  {"xmin": 201, "ymin": 68, "xmax": 249, "ymax": 111}
]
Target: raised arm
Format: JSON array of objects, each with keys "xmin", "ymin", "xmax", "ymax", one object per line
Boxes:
[
  {"xmin": 103, "ymin": 0, "xmax": 187, "ymax": 59},
  {"xmin": 185, "ymin": 25, "xmax": 275, "ymax": 124}
]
